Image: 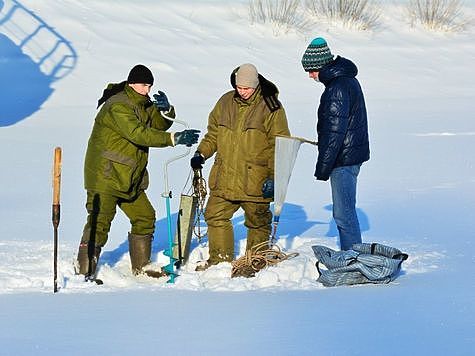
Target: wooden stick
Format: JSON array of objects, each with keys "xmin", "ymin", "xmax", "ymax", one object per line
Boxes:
[
  {"xmin": 52, "ymin": 147, "xmax": 62, "ymax": 293},
  {"xmin": 53, "ymin": 147, "xmax": 62, "ymax": 205},
  {"xmin": 275, "ymin": 134, "xmax": 318, "ymax": 146}
]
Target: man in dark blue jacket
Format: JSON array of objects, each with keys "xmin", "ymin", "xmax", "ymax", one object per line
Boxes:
[{"xmin": 301, "ymin": 37, "xmax": 370, "ymax": 250}]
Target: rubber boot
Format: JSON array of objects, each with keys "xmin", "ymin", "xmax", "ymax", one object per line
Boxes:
[
  {"xmin": 245, "ymin": 230, "xmax": 270, "ymax": 253},
  {"xmin": 196, "ymin": 226, "xmax": 233, "ymax": 271},
  {"xmin": 76, "ymin": 242, "xmax": 102, "ymax": 279},
  {"xmin": 128, "ymin": 233, "xmax": 166, "ymax": 278}
]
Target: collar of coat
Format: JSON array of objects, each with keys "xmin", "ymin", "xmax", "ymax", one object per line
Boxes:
[
  {"xmin": 96, "ymin": 81, "xmax": 152, "ymax": 109},
  {"xmin": 318, "ymin": 56, "xmax": 358, "ymax": 86},
  {"xmin": 97, "ymin": 81, "xmax": 126, "ymax": 108},
  {"xmin": 230, "ymin": 68, "xmax": 281, "ymax": 112},
  {"xmin": 97, "ymin": 81, "xmax": 152, "ymax": 108}
]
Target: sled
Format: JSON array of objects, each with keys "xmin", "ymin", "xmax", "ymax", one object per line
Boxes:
[{"xmin": 172, "ymin": 194, "xmax": 198, "ymax": 268}]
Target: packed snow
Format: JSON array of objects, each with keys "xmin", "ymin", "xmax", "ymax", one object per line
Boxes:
[{"xmin": 0, "ymin": 0, "xmax": 474, "ymax": 355}]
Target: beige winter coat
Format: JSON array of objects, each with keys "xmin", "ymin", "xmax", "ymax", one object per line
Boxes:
[{"xmin": 198, "ymin": 79, "xmax": 290, "ymax": 202}]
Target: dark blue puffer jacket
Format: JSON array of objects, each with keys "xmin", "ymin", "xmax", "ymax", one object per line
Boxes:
[{"xmin": 315, "ymin": 56, "xmax": 370, "ymax": 181}]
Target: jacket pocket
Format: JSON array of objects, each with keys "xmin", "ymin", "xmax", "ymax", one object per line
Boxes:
[
  {"xmin": 102, "ymin": 150, "xmax": 137, "ymax": 192},
  {"xmin": 244, "ymin": 161, "xmax": 268, "ymax": 197},
  {"xmin": 138, "ymin": 169, "xmax": 149, "ymax": 191},
  {"xmin": 208, "ymin": 157, "xmax": 222, "ymax": 191}
]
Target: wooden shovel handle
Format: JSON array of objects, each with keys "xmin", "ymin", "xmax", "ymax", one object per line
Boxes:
[
  {"xmin": 275, "ymin": 134, "xmax": 318, "ymax": 146},
  {"xmin": 53, "ymin": 147, "xmax": 62, "ymax": 205}
]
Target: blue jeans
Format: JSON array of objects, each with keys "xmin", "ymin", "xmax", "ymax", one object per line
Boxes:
[{"xmin": 330, "ymin": 164, "xmax": 362, "ymax": 250}]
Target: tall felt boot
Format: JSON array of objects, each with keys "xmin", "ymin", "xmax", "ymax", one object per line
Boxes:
[
  {"xmin": 76, "ymin": 242, "xmax": 102, "ymax": 278},
  {"xmin": 196, "ymin": 226, "xmax": 234, "ymax": 271},
  {"xmin": 128, "ymin": 233, "xmax": 166, "ymax": 278},
  {"xmin": 245, "ymin": 230, "xmax": 270, "ymax": 253},
  {"xmin": 207, "ymin": 226, "xmax": 234, "ymax": 264}
]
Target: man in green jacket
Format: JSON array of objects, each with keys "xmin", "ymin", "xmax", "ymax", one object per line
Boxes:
[
  {"xmin": 77, "ymin": 64, "xmax": 199, "ymax": 281},
  {"xmin": 191, "ymin": 63, "xmax": 290, "ymax": 270}
]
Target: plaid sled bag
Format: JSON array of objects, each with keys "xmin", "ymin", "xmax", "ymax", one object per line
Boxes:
[{"xmin": 312, "ymin": 243, "xmax": 408, "ymax": 287}]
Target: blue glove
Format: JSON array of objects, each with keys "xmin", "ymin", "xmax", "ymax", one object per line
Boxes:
[
  {"xmin": 262, "ymin": 178, "xmax": 274, "ymax": 199},
  {"xmin": 174, "ymin": 129, "xmax": 200, "ymax": 147},
  {"xmin": 190, "ymin": 151, "xmax": 205, "ymax": 169},
  {"xmin": 153, "ymin": 91, "xmax": 170, "ymax": 112}
]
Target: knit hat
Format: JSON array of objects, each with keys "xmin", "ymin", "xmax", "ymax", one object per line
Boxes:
[
  {"xmin": 127, "ymin": 64, "xmax": 154, "ymax": 85},
  {"xmin": 235, "ymin": 63, "xmax": 259, "ymax": 88},
  {"xmin": 301, "ymin": 37, "xmax": 334, "ymax": 72}
]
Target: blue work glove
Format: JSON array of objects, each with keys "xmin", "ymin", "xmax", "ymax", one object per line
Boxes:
[
  {"xmin": 190, "ymin": 151, "xmax": 205, "ymax": 169},
  {"xmin": 153, "ymin": 91, "xmax": 171, "ymax": 112},
  {"xmin": 262, "ymin": 178, "xmax": 274, "ymax": 199},
  {"xmin": 174, "ymin": 129, "xmax": 200, "ymax": 147}
]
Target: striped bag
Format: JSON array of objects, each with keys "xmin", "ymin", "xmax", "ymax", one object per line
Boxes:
[{"xmin": 312, "ymin": 243, "xmax": 408, "ymax": 287}]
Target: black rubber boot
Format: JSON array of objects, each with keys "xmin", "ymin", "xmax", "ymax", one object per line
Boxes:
[
  {"xmin": 128, "ymin": 233, "xmax": 166, "ymax": 278},
  {"xmin": 76, "ymin": 242, "xmax": 102, "ymax": 280}
]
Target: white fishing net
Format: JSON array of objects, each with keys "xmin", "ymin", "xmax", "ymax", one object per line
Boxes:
[{"xmin": 273, "ymin": 136, "xmax": 303, "ymax": 219}]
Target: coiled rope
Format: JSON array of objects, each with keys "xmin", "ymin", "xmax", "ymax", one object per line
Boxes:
[{"xmin": 231, "ymin": 241, "xmax": 299, "ymax": 278}]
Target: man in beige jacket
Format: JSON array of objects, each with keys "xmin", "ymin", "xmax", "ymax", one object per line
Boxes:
[{"xmin": 191, "ymin": 63, "xmax": 290, "ymax": 270}]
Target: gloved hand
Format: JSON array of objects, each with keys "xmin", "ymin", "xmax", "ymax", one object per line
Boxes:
[
  {"xmin": 190, "ymin": 151, "xmax": 205, "ymax": 169},
  {"xmin": 153, "ymin": 91, "xmax": 171, "ymax": 112},
  {"xmin": 262, "ymin": 178, "xmax": 274, "ymax": 199},
  {"xmin": 174, "ymin": 129, "xmax": 200, "ymax": 147}
]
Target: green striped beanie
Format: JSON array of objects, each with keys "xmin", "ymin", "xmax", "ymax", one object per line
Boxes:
[{"xmin": 301, "ymin": 37, "xmax": 334, "ymax": 72}]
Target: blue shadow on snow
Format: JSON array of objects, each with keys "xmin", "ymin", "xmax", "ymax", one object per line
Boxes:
[
  {"xmin": 323, "ymin": 204, "xmax": 370, "ymax": 238},
  {"xmin": 0, "ymin": 0, "xmax": 77, "ymax": 126},
  {"xmin": 100, "ymin": 202, "xmax": 325, "ymax": 267}
]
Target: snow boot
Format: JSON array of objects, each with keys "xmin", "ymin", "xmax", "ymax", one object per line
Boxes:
[
  {"xmin": 195, "ymin": 226, "xmax": 233, "ymax": 271},
  {"xmin": 128, "ymin": 233, "xmax": 166, "ymax": 278},
  {"xmin": 245, "ymin": 232, "xmax": 270, "ymax": 253},
  {"xmin": 76, "ymin": 242, "xmax": 102, "ymax": 281},
  {"xmin": 195, "ymin": 261, "xmax": 218, "ymax": 272},
  {"xmin": 207, "ymin": 226, "xmax": 233, "ymax": 264}
]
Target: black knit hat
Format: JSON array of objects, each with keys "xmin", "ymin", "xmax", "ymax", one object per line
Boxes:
[{"xmin": 127, "ymin": 64, "xmax": 154, "ymax": 85}]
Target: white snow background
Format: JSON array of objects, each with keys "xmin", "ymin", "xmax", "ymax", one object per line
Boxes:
[{"xmin": 0, "ymin": 0, "xmax": 474, "ymax": 355}]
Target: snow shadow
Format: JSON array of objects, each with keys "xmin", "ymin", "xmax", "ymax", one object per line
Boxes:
[
  {"xmin": 99, "ymin": 210, "xmax": 186, "ymax": 268},
  {"xmin": 323, "ymin": 204, "xmax": 370, "ymax": 238},
  {"xmin": 210, "ymin": 202, "xmax": 326, "ymax": 252},
  {"xmin": 97, "ymin": 203, "xmax": 370, "ymax": 267},
  {"xmin": 100, "ymin": 202, "xmax": 324, "ymax": 267},
  {"xmin": 0, "ymin": 0, "xmax": 77, "ymax": 126},
  {"xmin": 151, "ymin": 202, "xmax": 323, "ymax": 255}
]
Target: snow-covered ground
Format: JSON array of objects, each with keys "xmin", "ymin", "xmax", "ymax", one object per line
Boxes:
[{"xmin": 1, "ymin": 0, "xmax": 474, "ymax": 354}]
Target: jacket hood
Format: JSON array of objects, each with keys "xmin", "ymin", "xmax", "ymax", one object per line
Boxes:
[
  {"xmin": 229, "ymin": 67, "xmax": 281, "ymax": 112},
  {"xmin": 319, "ymin": 56, "xmax": 358, "ymax": 85},
  {"xmin": 97, "ymin": 81, "xmax": 126, "ymax": 108},
  {"xmin": 96, "ymin": 81, "xmax": 151, "ymax": 108}
]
